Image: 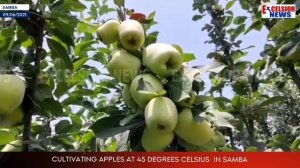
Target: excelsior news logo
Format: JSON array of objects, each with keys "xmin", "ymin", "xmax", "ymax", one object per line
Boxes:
[{"xmin": 262, "ymin": 4, "xmax": 296, "ymax": 18}]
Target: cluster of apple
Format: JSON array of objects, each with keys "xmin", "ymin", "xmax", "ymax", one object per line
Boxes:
[
  {"xmin": 97, "ymin": 19, "xmax": 221, "ymax": 151},
  {"xmin": 0, "ymin": 74, "xmax": 25, "ymax": 128}
]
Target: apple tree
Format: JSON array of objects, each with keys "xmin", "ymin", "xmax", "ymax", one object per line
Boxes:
[{"xmin": 0, "ymin": 0, "xmax": 299, "ymax": 152}]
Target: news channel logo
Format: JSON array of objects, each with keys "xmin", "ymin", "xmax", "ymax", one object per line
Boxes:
[
  {"xmin": 0, "ymin": 4, "xmax": 30, "ymax": 18},
  {"xmin": 261, "ymin": 3, "xmax": 297, "ymax": 19}
]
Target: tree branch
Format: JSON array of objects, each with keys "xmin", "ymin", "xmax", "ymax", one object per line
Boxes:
[
  {"xmin": 17, "ymin": 9, "xmax": 45, "ymax": 152},
  {"xmin": 22, "ymin": 41, "xmax": 43, "ymax": 152},
  {"xmin": 226, "ymin": 128, "xmax": 235, "ymax": 149}
]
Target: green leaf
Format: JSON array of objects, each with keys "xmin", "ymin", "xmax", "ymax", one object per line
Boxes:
[
  {"xmin": 47, "ymin": 37, "xmax": 73, "ymax": 70},
  {"xmin": 78, "ymin": 21, "xmax": 98, "ymax": 34},
  {"xmin": 99, "ymin": 5, "xmax": 115, "ymax": 15},
  {"xmin": 53, "ymin": 0, "xmax": 86, "ymax": 12},
  {"xmin": 291, "ymin": 136, "xmax": 300, "ymax": 151},
  {"xmin": 35, "ymin": 84, "xmax": 53, "ymax": 101},
  {"xmin": 136, "ymin": 78, "xmax": 164, "ymax": 96},
  {"xmin": 268, "ymin": 15, "xmax": 300, "ymax": 39},
  {"xmin": 253, "ymin": 60, "xmax": 266, "ymax": 71},
  {"xmin": 55, "ymin": 120, "xmax": 72, "ymax": 134},
  {"xmin": 206, "ymin": 111, "xmax": 235, "ymax": 128},
  {"xmin": 192, "ymin": 15, "xmax": 204, "ymax": 21},
  {"xmin": 74, "ymin": 40, "xmax": 96, "ymax": 56},
  {"xmin": 226, "ymin": 0, "xmax": 235, "ymax": 10},
  {"xmin": 66, "ymin": 69, "xmax": 90, "ymax": 88},
  {"xmin": 0, "ymin": 129, "xmax": 15, "ymax": 145},
  {"xmin": 166, "ymin": 66, "xmax": 200, "ymax": 102},
  {"xmin": 0, "ymin": 28, "xmax": 15, "ymax": 60},
  {"xmin": 232, "ymin": 24, "xmax": 245, "ymax": 39},
  {"xmin": 73, "ymin": 57, "xmax": 89, "ymax": 71},
  {"xmin": 54, "ymin": 69, "xmax": 90, "ymax": 97},
  {"xmin": 113, "ymin": 0, "xmax": 124, "ymax": 7},
  {"xmin": 246, "ymin": 147, "xmax": 257, "ymax": 152},
  {"xmin": 223, "ymin": 15, "xmax": 233, "ymax": 27},
  {"xmin": 239, "ymin": 0, "xmax": 249, "ymax": 10},
  {"xmin": 197, "ymin": 61, "xmax": 226, "ymax": 74},
  {"xmin": 81, "ymin": 131, "xmax": 95, "ymax": 144},
  {"xmin": 233, "ymin": 16, "xmax": 247, "ymax": 25},
  {"xmin": 244, "ymin": 21, "xmax": 263, "ymax": 34},
  {"xmin": 90, "ymin": 115, "xmax": 144, "ymax": 139},
  {"xmin": 259, "ymin": 96, "xmax": 285, "ymax": 107},
  {"xmin": 39, "ymin": 98, "xmax": 64, "ymax": 117},
  {"xmin": 183, "ymin": 53, "xmax": 196, "ymax": 62},
  {"xmin": 70, "ymin": 115, "xmax": 82, "ymax": 129},
  {"xmin": 268, "ymin": 135, "xmax": 291, "ymax": 151}
]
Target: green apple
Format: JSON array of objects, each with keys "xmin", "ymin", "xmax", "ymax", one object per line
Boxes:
[
  {"xmin": 212, "ymin": 131, "xmax": 226, "ymax": 147},
  {"xmin": 143, "ymin": 43, "xmax": 183, "ymax": 78},
  {"xmin": 122, "ymin": 84, "xmax": 137, "ymax": 108},
  {"xmin": 145, "ymin": 97, "xmax": 178, "ymax": 134},
  {"xmin": 175, "ymin": 108, "xmax": 214, "ymax": 146},
  {"xmin": 141, "ymin": 127, "xmax": 174, "ymax": 152},
  {"xmin": 0, "ymin": 107, "xmax": 23, "ymax": 127},
  {"xmin": 1, "ymin": 140, "xmax": 22, "ymax": 152},
  {"xmin": 96, "ymin": 20, "xmax": 120, "ymax": 45},
  {"xmin": 237, "ymin": 76, "xmax": 249, "ymax": 86},
  {"xmin": 107, "ymin": 49, "xmax": 141, "ymax": 84},
  {"xmin": 0, "ymin": 75, "xmax": 25, "ymax": 114},
  {"xmin": 119, "ymin": 19, "xmax": 145, "ymax": 51},
  {"xmin": 130, "ymin": 74, "xmax": 165, "ymax": 107}
]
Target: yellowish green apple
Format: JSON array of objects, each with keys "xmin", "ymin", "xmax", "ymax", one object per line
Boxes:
[
  {"xmin": 175, "ymin": 108, "xmax": 214, "ymax": 146},
  {"xmin": 143, "ymin": 43, "xmax": 183, "ymax": 78},
  {"xmin": 141, "ymin": 127, "xmax": 174, "ymax": 152},
  {"xmin": 107, "ymin": 49, "xmax": 141, "ymax": 84},
  {"xmin": 145, "ymin": 97, "xmax": 178, "ymax": 134},
  {"xmin": 1, "ymin": 140, "xmax": 22, "ymax": 152},
  {"xmin": 122, "ymin": 84, "xmax": 137, "ymax": 108},
  {"xmin": 119, "ymin": 19, "xmax": 145, "ymax": 51},
  {"xmin": 0, "ymin": 107, "xmax": 23, "ymax": 127},
  {"xmin": 96, "ymin": 20, "xmax": 120, "ymax": 45},
  {"xmin": 212, "ymin": 131, "xmax": 226, "ymax": 147},
  {"xmin": 237, "ymin": 76, "xmax": 249, "ymax": 86},
  {"xmin": 130, "ymin": 74, "xmax": 165, "ymax": 107},
  {"xmin": 0, "ymin": 74, "xmax": 25, "ymax": 114}
]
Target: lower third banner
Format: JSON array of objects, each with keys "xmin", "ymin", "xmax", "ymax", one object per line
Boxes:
[{"xmin": 0, "ymin": 152, "xmax": 299, "ymax": 168}]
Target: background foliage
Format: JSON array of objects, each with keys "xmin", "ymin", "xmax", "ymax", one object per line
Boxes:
[{"xmin": 0, "ymin": 0, "xmax": 299, "ymax": 152}]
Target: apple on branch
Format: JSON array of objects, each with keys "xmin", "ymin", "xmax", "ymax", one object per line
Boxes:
[
  {"xmin": 175, "ymin": 108, "xmax": 214, "ymax": 146},
  {"xmin": 122, "ymin": 84, "xmax": 138, "ymax": 108},
  {"xmin": 143, "ymin": 43, "xmax": 183, "ymax": 78},
  {"xmin": 0, "ymin": 107, "xmax": 23, "ymax": 127},
  {"xmin": 118, "ymin": 19, "xmax": 145, "ymax": 51},
  {"xmin": 130, "ymin": 73, "xmax": 166, "ymax": 108},
  {"xmin": 96, "ymin": 20, "xmax": 120, "ymax": 45},
  {"xmin": 144, "ymin": 97, "xmax": 178, "ymax": 134},
  {"xmin": 1, "ymin": 140, "xmax": 22, "ymax": 152},
  {"xmin": 0, "ymin": 74, "xmax": 25, "ymax": 114},
  {"xmin": 106, "ymin": 49, "xmax": 141, "ymax": 84},
  {"xmin": 141, "ymin": 127, "xmax": 174, "ymax": 152}
]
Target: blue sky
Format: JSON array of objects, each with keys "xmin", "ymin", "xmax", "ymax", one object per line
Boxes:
[{"xmin": 105, "ymin": 0, "xmax": 269, "ymax": 98}]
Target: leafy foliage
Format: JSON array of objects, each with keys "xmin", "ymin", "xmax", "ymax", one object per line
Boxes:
[{"xmin": 0, "ymin": 0, "xmax": 299, "ymax": 152}]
